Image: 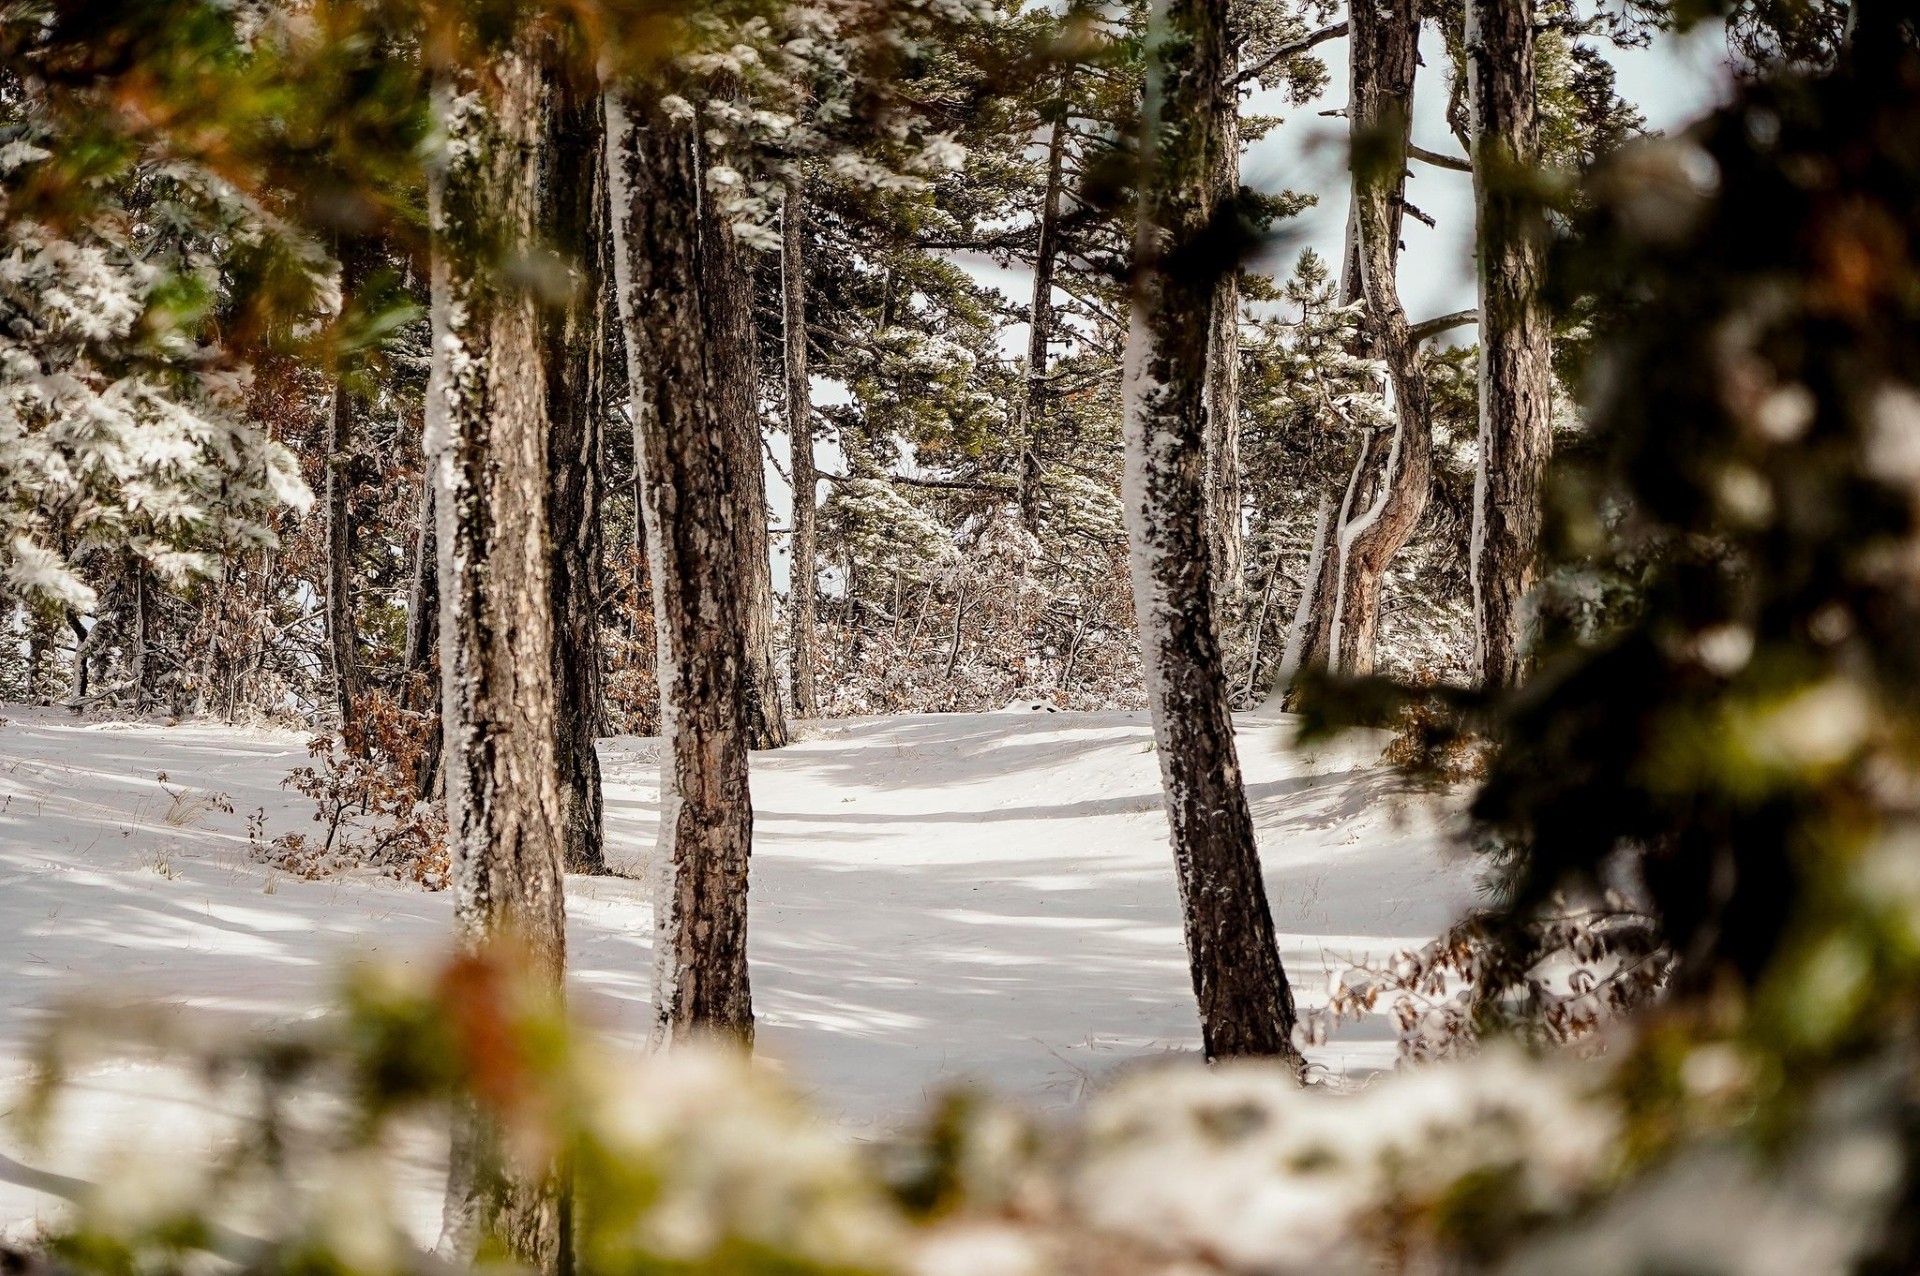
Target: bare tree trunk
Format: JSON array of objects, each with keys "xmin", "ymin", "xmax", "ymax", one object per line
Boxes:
[
  {"xmin": 783, "ymin": 172, "xmax": 820, "ymax": 720},
  {"xmin": 1205, "ymin": 72, "xmax": 1244, "ymax": 635},
  {"xmin": 324, "ymin": 235, "xmax": 372, "ymax": 730},
  {"xmin": 1123, "ymin": 0, "xmax": 1302, "ymax": 1066},
  {"xmin": 404, "ymin": 478, "xmax": 438, "ymax": 685},
  {"xmin": 404, "ymin": 476, "xmax": 442, "ymax": 800},
  {"xmin": 66, "ymin": 611, "xmax": 90, "ymax": 704},
  {"xmin": 544, "ymin": 43, "xmax": 608, "ymax": 874},
  {"xmin": 1282, "ymin": 0, "xmax": 1431, "ymax": 686},
  {"xmin": 1467, "ymin": 0, "xmax": 1550, "ymax": 688},
  {"xmin": 1012, "ymin": 75, "xmax": 1070, "ymax": 532},
  {"xmin": 606, "ymin": 86, "xmax": 756, "ymax": 1047},
  {"xmin": 700, "ymin": 96, "xmax": 788, "ymax": 751},
  {"xmin": 129, "ymin": 557, "xmax": 150, "ymax": 710},
  {"xmin": 426, "ymin": 30, "xmax": 569, "ymax": 1271}
]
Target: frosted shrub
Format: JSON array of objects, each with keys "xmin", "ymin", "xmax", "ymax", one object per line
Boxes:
[{"xmin": 1073, "ymin": 1050, "xmax": 1619, "ymax": 1273}]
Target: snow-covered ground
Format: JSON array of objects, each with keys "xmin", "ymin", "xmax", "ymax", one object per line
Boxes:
[{"xmin": 0, "ymin": 705, "xmax": 1476, "ymax": 1240}]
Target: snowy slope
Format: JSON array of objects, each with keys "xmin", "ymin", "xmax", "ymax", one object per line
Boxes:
[{"xmin": 0, "ymin": 705, "xmax": 1477, "ymax": 1237}]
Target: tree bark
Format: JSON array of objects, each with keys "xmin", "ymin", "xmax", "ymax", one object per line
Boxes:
[
  {"xmin": 700, "ymin": 96, "xmax": 788, "ymax": 751},
  {"xmin": 1013, "ymin": 74, "xmax": 1071, "ymax": 533},
  {"xmin": 1467, "ymin": 0, "xmax": 1551, "ymax": 688},
  {"xmin": 783, "ymin": 172, "xmax": 820, "ymax": 720},
  {"xmin": 324, "ymin": 234, "xmax": 373, "ymax": 730},
  {"xmin": 606, "ymin": 86, "xmax": 757, "ymax": 1047},
  {"xmin": 1282, "ymin": 0, "xmax": 1431, "ymax": 684},
  {"xmin": 1204, "ymin": 61, "xmax": 1244, "ymax": 635},
  {"xmin": 544, "ymin": 43, "xmax": 609, "ymax": 874},
  {"xmin": 1122, "ymin": 0, "xmax": 1302, "ymax": 1065},
  {"xmin": 425, "ymin": 29, "xmax": 570, "ymax": 1270}
]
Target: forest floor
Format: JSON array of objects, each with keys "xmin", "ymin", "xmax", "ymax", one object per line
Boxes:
[{"xmin": 0, "ymin": 704, "xmax": 1477, "ymax": 1242}]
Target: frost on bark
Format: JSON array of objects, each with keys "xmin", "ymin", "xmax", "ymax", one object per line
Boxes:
[
  {"xmin": 1123, "ymin": 0, "xmax": 1303, "ymax": 1065},
  {"xmin": 606, "ymin": 87, "xmax": 756, "ymax": 1047},
  {"xmin": 543, "ymin": 41, "xmax": 608, "ymax": 873},
  {"xmin": 324, "ymin": 234, "xmax": 373, "ymax": 731},
  {"xmin": 700, "ymin": 93, "xmax": 788, "ymax": 751},
  {"xmin": 425, "ymin": 32, "xmax": 569, "ymax": 1271},
  {"xmin": 783, "ymin": 172, "xmax": 820, "ymax": 720},
  {"xmin": 1467, "ymin": 0, "xmax": 1551, "ymax": 688},
  {"xmin": 1281, "ymin": 0, "xmax": 1432, "ymax": 684}
]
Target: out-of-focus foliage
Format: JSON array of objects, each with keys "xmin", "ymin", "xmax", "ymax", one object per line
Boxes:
[
  {"xmin": 0, "ymin": 947, "xmax": 1635, "ymax": 1276},
  {"xmin": 1303, "ymin": 29, "xmax": 1920, "ymax": 1274}
]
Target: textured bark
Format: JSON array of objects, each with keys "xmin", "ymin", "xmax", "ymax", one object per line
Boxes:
[
  {"xmin": 783, "ymin": 173, "xmax": 820, "ymax": 720},
  {"xmin": 324, "ymin": 235, "xmax": 373, "ymax": 730},
  {"xmin": 543, "ymin": 45, "xmax": 608, "ymax": 874},
  {"xmin": 1467, "ymin": 0, "xmax": 1551, "ymax": 688},
  {"xmin": 1204, "ymin": 74, "xmax": 1244, "ymax": 631},
  {"xmin": 1122, "ymin": 0, "xmax": 1302, "ymax": 1066},
  {"xmin": 1282, "ymin": 0, "xmax": 1431, "ymax": 684},
  {"xmin": 606, "ymin": 87, "xmax": 756, "ymax": 1047},
  {"xmin": 1013, "ymin": 81, "xmax": 1070, "ymax": 532},
  {"xmin": 700, "ymin": 99, "xmax": 788, "ymax": 751},
  {"xmin": 425, "ymin": 31, "xmax": 569, "ymax": 1271}
]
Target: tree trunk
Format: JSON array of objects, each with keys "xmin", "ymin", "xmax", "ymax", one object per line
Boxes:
[
  {"xmin": 1282, "ymin": 0, "xmax": 1431, "ymax": 685},
  {"xmin": 783, "ymin": 172, "xmax": 821, "ymax": 720},
  {"xmin": 1467, "ymin": 0, "xmax": 1551, "ymax": 688},
  {"xmin": 700, "ymin": 97, "xmax": 788, "ymax": 751},
  {"xmin": 404, "ymin": 476, "xmax": 442, "ymax": 800},
  {"xmin": 324, "ymin": 235, "xmax": 372, "ymax": 730},
  {"xmin": 129, "ymin": 557, "xmax": 150, "ymax": 710},
  {"xmin": 1205, "ymin": 73, "xmax": 1244, "ymax": 636},
  {"xmin": 425, "ymin": 30, "xmax": 570, "ymax": 1271},
  {"xmin": 1013, "ymin": 76, "xmax": 1070, "ymax": 532},
  {"xmin": 544, "ymin": 43, "xmax": 608, "ymax": 874},
  {"xmin": 606, "ymin": 86, "xmax": 757, "ymax": 1047},
  {"xmin": 1122, "ymin": 0, "xmax": 1302, "ymax": 1066},
  {"xmin": 404, "ymin": 477, "xmax": 438, "ymax": 686}
]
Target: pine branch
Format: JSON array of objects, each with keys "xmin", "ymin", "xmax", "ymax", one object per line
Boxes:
[
  {"xmin": 1234, "ymin": 22, "xmax": 1351, "ymax": 88},
  {"xmin": 1409, "ymin": 144, "xmax": 1472, "ymax": 173},
  {"xmin": 1410, "ymin": 308, "xmax": 1479, "ymax": 343}
]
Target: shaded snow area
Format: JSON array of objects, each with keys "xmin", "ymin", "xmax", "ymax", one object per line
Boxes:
[{"xmin": 0, "ymin": 705, "xmax": 1477, "ymax": 1240}]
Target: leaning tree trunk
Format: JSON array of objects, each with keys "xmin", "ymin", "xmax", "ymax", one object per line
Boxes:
[
  {"xmin": 425, "ymin": 29, "xmax": 570, "ymax": 1271},
  {"xmin": 1013, "ymin": 72, "xmax": 1070, "ymax": 533},
  {"xmin": 544, "ymin": 42, "xmax": 609, "ymax": 874},
  {"xmin": 1280, "ymin": 0, "xmax": 1431, "ymax": 684},
  {"xmin": 700, "ymin": 97, "xmax": 788, "ymax": 751},
  {"xmin": 1122, "ymin": 0, "xmax": 1302, "ymax": 1066},
  {"xmin": 324, "ymin": 234, "xmax": 373, "ymax": 731},
  {"xmin": 1204, "ymin": 56, "xmax": 1244, "ymax": 642},
  {"xmin": 606, "ymin": 85, "xmax": 757, "ymax": 1047},
  {"xmin": 783, "ymin": 171, "xmax": 820, "ymax": 720},
  {"xmin": 1467, "ymin": 0, "xmax": 1550, "ymax": 688}
]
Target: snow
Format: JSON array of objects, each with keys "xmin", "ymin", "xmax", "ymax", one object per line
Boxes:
[{"xmin": 0, "ymin": 704, "xmax": 1476, "ymax": 1239}]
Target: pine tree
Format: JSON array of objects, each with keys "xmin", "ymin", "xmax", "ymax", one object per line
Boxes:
[
  {"xmin": 1467, "ymin": 0, "xmax": 1552, "ymax": 688},
  {"xmin": 1123, "ymin": 0, "xmax": 1302, "ymax": 1064},
  {"xmin": 425, "ymin": 21, "xmax": 570, "ymax": 1266},
  {"xmin": 606, "ymin": 84, "xmax": 757, "ymax": 1046}
]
